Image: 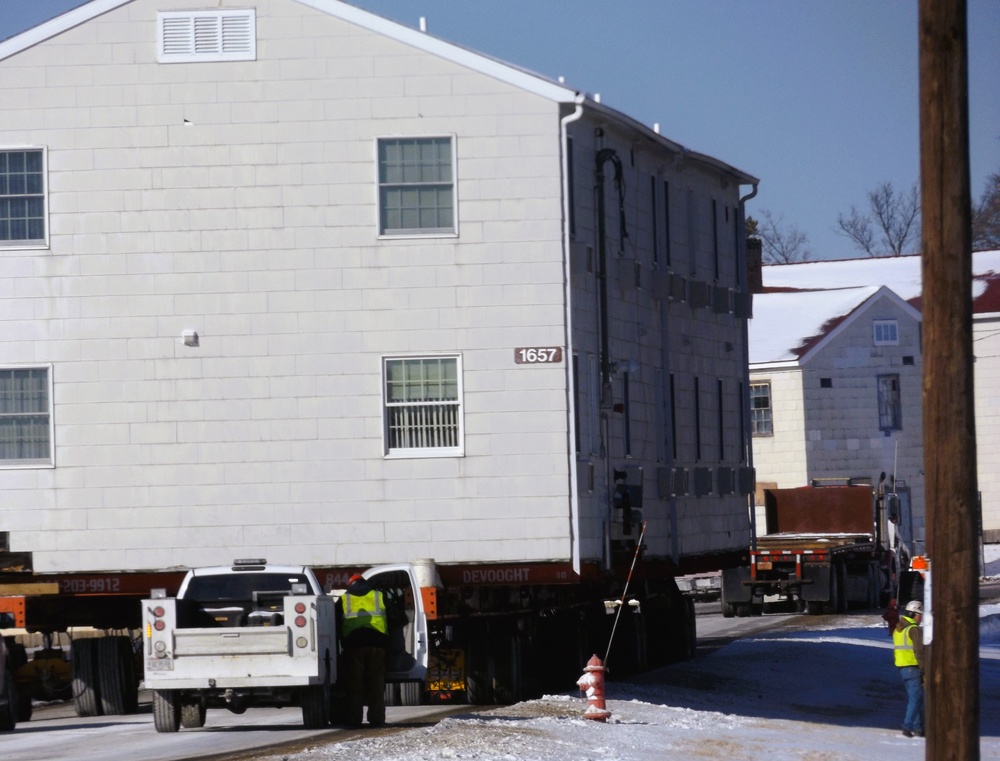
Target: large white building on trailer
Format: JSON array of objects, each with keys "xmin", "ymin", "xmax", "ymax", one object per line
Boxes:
[{"xmin": 0, "ymin": 0, "xmax": 758, "ymax": 582}]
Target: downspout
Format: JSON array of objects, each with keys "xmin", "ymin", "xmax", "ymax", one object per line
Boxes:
[
  {"xmin": 738, "ymin": 181, "xmax": 759, "ymax": 551},
  {"xmin": 561, "ymin": 95, "xmax": 586, "ymax": 576}
]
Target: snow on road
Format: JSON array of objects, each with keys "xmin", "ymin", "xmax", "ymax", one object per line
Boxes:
[{"xmin": 279, "ymin": 547, "xmax": 1000, "ymax": 761}]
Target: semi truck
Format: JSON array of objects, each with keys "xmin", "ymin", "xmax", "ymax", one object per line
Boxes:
[{"xmin": 720, "ymin": 479, "xmax": 889, "ymax": 616}]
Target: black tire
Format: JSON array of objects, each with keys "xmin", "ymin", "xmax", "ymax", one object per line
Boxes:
[
  {"xmin": 806, "ymin": 601, "xmax": 823, "ymax": 615},
  {"xmin": 180, "ymin": 701, "xmax": 207, "ymax": 729},
  {"xmin": 867, "ymin": 564, "xmax": 880, "ymax": 609},
  {"xmin": 301, "ymin": 685, "xmax": 328, "ymax": 729},
  {"xmin": 15, "ymin": 687, "xmax": 31, "ymax": 723},
  {"xmin": 736, "ymin": 603, "xmax": 751, "ymax": 618},
  {"xmin": 464, "ymin": 623, "xmax": 494, "ymax": 705},
  {"xmin": 491, "ymin": 630, "xmax": 523, "ymax": 705},
  {"xmin": 399, "ymin": 681, "xmax": 423, "ymax": 706},
  {"xmin": 302, "ymin": 656, "xmax": 330, "ymax": 729},
  {"xmin": 721, "ymin": 601, "xmax": 736, "ymax": 618},
  {"xmin": 98, "ymin": 637, "xmax": 137, "ymax": 715},
  {"xmin": 0, "ymin": 669, "xmax": 16, "ymax": 732},
  {"xmin": 71, "ymin": 639, "xmax": 102, "ymax": 717},
  {"xmin": 152, "ymin": 690, "xmax": 180, "ymax": 732},
  {"xmin": 835, "ymin": 563, "xmax": 848, "ymax": 614}
]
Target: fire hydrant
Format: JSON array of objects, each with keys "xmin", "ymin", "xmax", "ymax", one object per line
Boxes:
[{"xmin": 576, "ymin": 654, "xmax": 612, "ymax": 722}]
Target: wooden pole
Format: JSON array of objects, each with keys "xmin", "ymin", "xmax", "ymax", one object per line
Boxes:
[{"xmin": 918, "ymin": 1, "xmax": 979, "ymax": 758}]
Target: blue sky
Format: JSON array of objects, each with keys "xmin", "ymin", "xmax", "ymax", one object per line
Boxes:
[{"xmin": 2, "ymin": 0, "xmax": 998, "ymax": 260}]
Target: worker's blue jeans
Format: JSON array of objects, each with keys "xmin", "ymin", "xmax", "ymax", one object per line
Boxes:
[{"xmin": 899, "ymin": 666, "xmax": 924, "ymax": 732}]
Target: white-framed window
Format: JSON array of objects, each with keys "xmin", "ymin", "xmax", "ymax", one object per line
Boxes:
[
  {"xmin": 877, "ymin": 374, "xmax": 902, "ymax": 431},
  {"xmin": 873, "ymin": 319, "xmax": 899, "ymax": 346},
  {"xmin": 750, "ymin": 382, "xmax": 772, "ymax": 436},
  {"xmin": 0, "ymin": 148, "xmax": 46, "ymax": 247},
  {"xmin": 157, "ymin": 10, "xmax": 256, "ymax": 63},
  {"xmin": 383, "ymin": 356, "xmax": 463, "ymax": 457},
  {"xmin": 0, "ymin": 366, "xmax": 53, "ymax": 467},
  {"xmin": 377, "ymin": 137, "xmax": 456, "ymax": 237}
]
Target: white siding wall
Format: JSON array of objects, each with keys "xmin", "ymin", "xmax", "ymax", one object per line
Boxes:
[
  {"xmin": 1, "ymin": 0, "xmax": 574, "ymax": 571},
  {"xmin": 974, "ymin": 315, "xmax": 1000, "ymax": 536}
]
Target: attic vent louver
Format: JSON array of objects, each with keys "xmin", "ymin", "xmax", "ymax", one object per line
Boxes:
[{"xmin": 158, "ymin": 10, "xmax": 256, "ymax": 63}]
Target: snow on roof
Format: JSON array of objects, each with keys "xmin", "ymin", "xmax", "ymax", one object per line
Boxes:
[
  {"xmin": 752, "ymin": 250, "xmax": 1000, "ymax": 366},
  {"xmin": 749, "ymin": 286, "xmax": 879, "ymax": 365}
]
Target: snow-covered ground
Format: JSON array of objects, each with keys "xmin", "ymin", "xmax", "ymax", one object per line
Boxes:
[{"xmin": 281, "ymin": 547, "xmax": 1000, "ymax": 761}]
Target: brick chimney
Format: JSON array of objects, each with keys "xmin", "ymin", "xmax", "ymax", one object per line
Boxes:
[{"xmin": 746, "ymin": 237, "xmax": 763, "ymax": 293}]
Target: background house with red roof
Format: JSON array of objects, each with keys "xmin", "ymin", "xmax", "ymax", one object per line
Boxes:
[{"xmin": 751, "ymin": 250, "xmax": 1000, "ymax": 550}]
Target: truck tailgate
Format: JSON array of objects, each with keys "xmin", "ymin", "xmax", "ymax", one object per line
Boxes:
[{"xmin": 174, "ymin": 627, "xmax": 290, "ymax": 657}]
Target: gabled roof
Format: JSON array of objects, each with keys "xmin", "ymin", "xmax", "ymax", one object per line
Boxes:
[
  {"xmin": 0, "ymin": 0, "xmax": 758, "ymax": 186},
  {"xmin": 751, "ymin": 249, "xmax": 1000, "ymax": 368},
  {"xmin": 761, "ymin": 250, "xmax": 1000, "ymax": 314},
  {"xmin": 749, "ymin": 285, "xmax": 921, "ymax": 367}
]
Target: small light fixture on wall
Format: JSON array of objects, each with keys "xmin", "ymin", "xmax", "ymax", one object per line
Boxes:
[{"xmin": 182, "ymin": 329, "xmax": 199, "ymax": 347}]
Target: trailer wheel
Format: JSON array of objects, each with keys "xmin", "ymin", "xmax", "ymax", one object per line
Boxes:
[
  {"xmin": 399, "ymin": 681, "xmax": 423, "ymax": 706},
  {"xmin": 152, "ymin": 689, "xmax": 180, "ymax": 732},
  {"xmin": 98, "ymin": 636, "xmax": 138, "ymax": 715},
  {"xmin": 464, "ymin": 622, "xmax": 494, "ymax": 705},
  {"xmin": 491, "ymin": 628, "xmax": 524, "ymax": 705},
  {"xmin": 721, "ymin": 601, "xmax": 736, "ymax": 618},
  {"xmin": 180, "ymin": 701, "xmax": 206, "ymax": 729},
  {"xmin": 71, "ymin": 638, "xmax": 102, "ymax": 717},
  {"xmin": 0, "ymin": 669, "xmax": 16, "ymax": 732}
]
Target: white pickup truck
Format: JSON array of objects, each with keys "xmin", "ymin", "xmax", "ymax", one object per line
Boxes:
[
  {"xmin": 142, "ymin": 559, "xmax": 335, "ymax": 732},
  {"xmin": 141, "ymin": 559, "xmax": 429, "ymax": 732}
]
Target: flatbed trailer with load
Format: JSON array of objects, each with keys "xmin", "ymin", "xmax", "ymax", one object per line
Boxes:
[
  {"xmin": 0, "ymin": 0, "xmax": 760, "ymax": 723},
  {"xmin": 721, "ymin": 480, "xmax": 888, "ymax": 616}
]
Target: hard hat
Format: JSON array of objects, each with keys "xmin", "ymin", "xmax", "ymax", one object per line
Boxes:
[
  {"xmin": 348, "ymin": 573, "xmax": 364, "ymax": 584},
  {"xmin": 905, "ymin": 600, "xmax": 923, "ymax": 614}
]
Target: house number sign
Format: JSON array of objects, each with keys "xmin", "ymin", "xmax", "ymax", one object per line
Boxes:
[{"xmin": 514, "ymin": 347, "xmax": 563, "ymax": 364}]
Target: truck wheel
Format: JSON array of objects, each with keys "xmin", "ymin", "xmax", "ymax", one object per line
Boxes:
[
  {"xmin": 806, "ymin": 601, "xmax": 823, "ymax": 615},
  {"xmin": 71, "ymin": 638, "xmax": 102, "ymax": 717},
  {"xmin": 98, "ymin": 636, "xmax": 138, "ymax": 715},
  {"xmin": 721, "ymin": 601, "xmax": 736, "ymax": 618},
  {"xmin": 835, "ymin": 563, "xmax": 848, "ymax": 614},
  {"xmin": 180, "ymin": 701, "xmax": 207, "ymax": 729},
  {"xmin": 0, "ymin": 669, "xmax": 16, "ymax": 731},
  {"xmin": 301, "ymin": 686, "xmax": 328, "ymax": 729},
  {"xmin": 866, "ymin": 564, "xmax": 880, "ymax": 609},
  {"xmin": 152, "ymin": 689, "xmax": 180, "ymax": 732}
]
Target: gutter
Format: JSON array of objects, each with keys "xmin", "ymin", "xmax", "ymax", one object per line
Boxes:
[{"xmin": 561, "ymin": 94, "xmax": 586, "ymax": 576}]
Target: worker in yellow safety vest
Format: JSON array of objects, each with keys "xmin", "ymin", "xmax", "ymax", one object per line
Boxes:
[
  {"xmin": 892, "ymin": 599, "xmax": 925, "ymax": 738},
  {"xmin": 339, "ymin": 574, "xmax": 390, "ymax": 727}
]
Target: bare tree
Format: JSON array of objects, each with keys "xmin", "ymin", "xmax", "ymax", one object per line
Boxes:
[
  {"xmin": 836, "ymin": 181, "xmax": 921, "ymax": 257},
  {"xmin": 748, "ymin": 209, "xmax": 812, "ymax": 264},
  {"xmin": 972, "ymin": 170, "xmax": 1000, "ymax": 251}
]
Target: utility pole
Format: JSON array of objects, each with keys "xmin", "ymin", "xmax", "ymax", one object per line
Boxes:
[{"xmin": 918, "ymin": 1, "xmax": 979, "ymax": 759}]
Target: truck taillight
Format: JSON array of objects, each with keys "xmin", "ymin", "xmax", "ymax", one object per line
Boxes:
[
  {"xmin": 153, "ymin": 606, "xmax": 165, "ymax": 617},
  {"xmin": 294, "ymin": 602, "xmax": 306, "ymax": 614},
  {"xmin": 295, "ymin": 615, "xmax": 307, "ymax": 627},
  {"xmin": 154, "ymin": 619, "xmax": 165, "ymax": 631}
]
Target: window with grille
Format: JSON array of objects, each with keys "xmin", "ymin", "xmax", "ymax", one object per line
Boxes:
[
  {"xmin": 750, "ymin": 382, "xmax": 772, "ymax": 436},
  {"xmin": 0, "ymin": 149, "xmax": 45, "ymax": 246},
  {"xmin": 877, "ymin": 374, "xmax": 902, "ymax": 430},
  {"xmin": 157, "ymin": 10, "xmax": 256, "ymax": 62},
  {"xmin": 873, "ymin": 319, "xmax": 899, "ymax": 346},
  {"xmin": 377, "ymin": 137, "xmax": 456, "ymax": 236},
  {"xmin": 384, "ymin": 357, "xmax": 463, "ymax": 456},
  {"xmin": 0, "ymin": 367, "xmax": 52, "ymax": 466}
]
